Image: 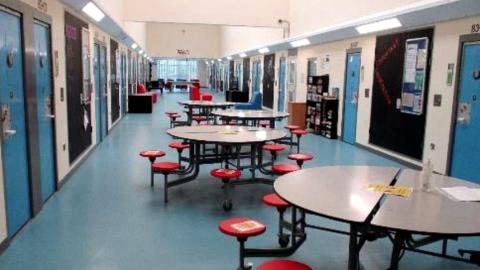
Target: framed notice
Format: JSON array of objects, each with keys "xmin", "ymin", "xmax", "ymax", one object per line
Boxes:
[{"xmin": 401, "ymin": 37, "xmax": 429, "ymax": 115}]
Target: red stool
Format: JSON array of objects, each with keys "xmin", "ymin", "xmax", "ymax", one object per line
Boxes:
[
  {"xmin": 257, "ymin": 260, "xmax": 312, "ymax": 270},
  {"xmin": 139, "ymin": 150, "xmax": 166, "ymax": 187},
  {"xmin": 152, "ymin": 92, "xmax": 158, "ymax": 103},
  {"xmin": 287, "ymin": 153, "xmax": 313, "ymax": 168},
  {"xmin": 258, "ymin": 120, "xmax": 270, "ymax": 128},
  {"xmin": 271, "ymin": 164, "xmax": 299, "ymax": 175},
  {"xmin": 192, "ymin": 115, "xmax": 207, "ymax": 125},
  {"xmin": 284, "ymin": 125, "xmax": 300, "ymax": 150},
  {"xmin": 263, "ymin": 193, "xmax": 291, "ymax": 247},
  {"xmin": 219, "ymin": 218, "xmax": 266, "ymax": 270},
  {"xmin": 284, "ymin": 125, "xmax": 300, "ymax": 131},
  {"xmin": 201, "ymin": 93, "xmax": 213, "ymax": 101},
  {"xmin": 291, "ymin": 129, "xmax": 308, "ymax": 153},
  {"xmin": 152, "ymin": 161, "xmax": 180, "ymax": 202},
  {"xmin": 262, "ymin": 144, "xmax": 285, "ymax": 167},
  {"xmin": 211, "ymin": 168, "xmax": 241, "ymax": 211},
  {"xmin": 169, "ymin": 142, "xmax": 190, "ymax": 166},
  {"xmin": 167, "ymin": 113, "xmax": 180, "ymax": 128}
]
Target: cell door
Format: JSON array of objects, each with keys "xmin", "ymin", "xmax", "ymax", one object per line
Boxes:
[
  {"xmin": 93, "ymin": 44, "xmax": 102, "ymax": 143},
  {"xmin": 121, "ymin": 54, "xmax": 127, "ymax": 116},
  {"xmin": 278, "ymin": 58, "xmax": 286, "ymax": 112},
  {"xmin": 99, "ymin": 46, "xmax": 108, "ymax": 139},
  {"xmin": 450, "ymin": 42, "xmax": 480, "ymax": 183},
  {"xmin": 342, "ymin": 52, "xmax": 361, "ymax": 145},
  {"xmin": 0, "ymin": 9, "xmax": 31, "ymax": 236},
  {"xmin": 263, "ymin": 54, "xmax": 275, "ymax": 109},
  {"xmin": 252, "ymin": 61, "xmax": 261, "ymax": 93},
  {"xmin": 34, "ymin": 21, "xmax": 56, "ymax": 202}
]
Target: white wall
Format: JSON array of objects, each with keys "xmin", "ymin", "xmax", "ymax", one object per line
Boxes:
[
  {"xmin": 123, "ymin": 0, "xmax": 289, "ymax": 28},
  {"xmin": 146, "ymin": 23, "xmax": 220, "ymax": 59},
  {"xmin": 219, "ymin": 26, "xmax": 283, "ymax": 57},
  {"xmin": 124, "ymin": 21, "xmax": 147, "ymax": 50}
]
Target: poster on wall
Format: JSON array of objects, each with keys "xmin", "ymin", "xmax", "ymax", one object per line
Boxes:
[{"xmin": 401, "ymin": 37, "xmax": 429, "ymax": 115}]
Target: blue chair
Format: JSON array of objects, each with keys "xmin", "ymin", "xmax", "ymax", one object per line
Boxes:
[{"xmin": 234, "ymin": 92, "xmax": 262, "ymax": 110}]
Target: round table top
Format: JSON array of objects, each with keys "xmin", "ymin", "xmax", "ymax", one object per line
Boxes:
[
  {"xmin": 178, "ymin": 100, "xmax": 236, "ymax": 107},
  {"xmin": 212, "ymin": 109, "xmax": 290, "ymax": 119},
  {"xmin": 274, "ymin": 166, "xmax": 480, "ymax": 236},
  {"xmin": 167, "ymin": 125, "xmax": 286, "ymax": 144}
]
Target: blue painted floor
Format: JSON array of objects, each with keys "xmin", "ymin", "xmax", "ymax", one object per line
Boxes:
[{"xmin": 0, "ymin": 90, "xmax": 478, "ymax": 269}]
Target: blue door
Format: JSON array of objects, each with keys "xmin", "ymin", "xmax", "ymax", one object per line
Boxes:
[
  {"xmin": 93, "ymin": 44, "xmax": 102, "ymax": 143},
  {"xmin": 99, "ymin": 46, "xmax": 108, "ymax": 139},
  {"xmin": 342, "ymin": 53, "xmax": 361, "ymax": 145},
  {"xmin": 0, "ymin": 10, "xmax": 31, "ymax": 236},
  {"xmin": 278, "ymin": 58, "xmax": 286, "ymax": 112},
  {"xmin": 34, "ymin": 21, "xmax": 56, "ymax": 202},
  {"xmin": 450, "ymin": 42, "xmax": 480, "ymax": 183},
  {"xmin": 121, "ymin": 54, "xmax": 126, "ymax": 116}
]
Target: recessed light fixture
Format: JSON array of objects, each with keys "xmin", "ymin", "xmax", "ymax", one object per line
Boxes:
[
  {"xmin": 131, "ymin": 43, "xmax": 138, "ymax": 49},
  {"xmin": 205, "ymin": 61, "xmax": 209, "ymax": 65},
  {"xmin": 139, "ymin": 50, "xmax": 144, "ymax": 54},
  {"xmin": 355, "ymin": 18, "xmax": 402, "ymax": 34},
  {"xmin": 227, "ymin": 56, "xmax": 232, "ymax": 60},
  {"xmin": 258, "ymin": 47, "xmax": 270, "ymax": 54},
  {"xmin": 239, "ymin": 53, "xmax": 247, "ymax": 58},
  {"xmin": 290, "ymin": 38, "xmax": 310, "ymax": 48},
  {"xmin": 82, "ymin": 2, "xmax": 105, "ymax": 22},
  {"xmin": 217, "ymin": 59, "xmax": 222, "ymax": 62},
  {"xmin": 211, "ymin": 60, "xmax": 214, "ymax": 63}
]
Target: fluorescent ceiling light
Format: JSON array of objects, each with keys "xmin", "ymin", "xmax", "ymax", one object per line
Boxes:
[
  {"xmin": 82, "ymin": 2, "xmax": 105, "ymax": 22},
  {"xmin": 227, "ymin": 56, "xmax": 232, "ymax": 60},
  {"xmin": 258, "ymin": 47, "xmax": 269, "ymax": 54},
  {"xmin": 355, "ymin": 18, "xmax": 402, "ymax": 34},
  {"xmin": 217, "ymin": 59, "xmax": 222, "ymax": 62},
  {"xmin": 139, "ymin": 50, "xmax": 144, "ymax": 54},
  {"xmin": 131, "ymin": 43, "xmax": 138, "ymax": 49},
  {"xmin": 239, "ymin": 53, "xmax": 247, "ymax": 58},
  {"xmin": 290, "ymin": 38, "xmax": 310, "ymax": 48},
  {"xmin": 211, "ymin": 60, "xmax": 214, "ymax": 63}
]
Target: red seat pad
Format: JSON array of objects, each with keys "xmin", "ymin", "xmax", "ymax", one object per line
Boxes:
[
  {"xmin": 210, "ymin": 168, "xmax": 241, "ymax": 179},
  {"xmin": 201, "ymin": 93, "xmax": 213, "ymax": 101},
  {"xmin": 192, "ymin": 115, "xmax": 207, "ymax": 121},
  {"xmin": 139, "ymin": 150, "xmax": 166, "ymax": 158},
  {"xmin": 257, "ymin": 260, "xmax": 312, "ymax": 270},
  {"xmin": 262, "ymin": 193, "xmax": 290, "ymax": 208},
  {"xmin": 272, "ymin": 164, "xmax": 300, "ymax": 175},
  {"xmin": 152, "ymin": 162, "xmax": 180, "ymax": 172},
  {"xmin": 284, "ymin": 125, "xmax": 300, "ymax": 130},
  {"xmin": 288, "ymin": 153, "xmax": 314, "ymax": 161},
  {"xmin": 165, "ymin": 112, "xmax": 178, "ymax": 116},
  {"xmin": 259, "ymin": 121, "xmax": 270, "ymax": 127},
  {"xmin": 292, "ymin": 129, "xmax": 308, "ymax": 135},
  {"xmin": 168, "ymin": 142, "xmax": 190, "ymax": 149},
  {"xmin": 262, "ymin": 144, "xmax": 285, "ymax": 152},
  {"xmin": 219, "ymin": 217, "xmax": 266, "ymax": 238}
]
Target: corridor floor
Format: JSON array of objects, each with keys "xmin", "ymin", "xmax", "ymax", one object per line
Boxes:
[{"xmin": 0, "ymin": 90, "xmax": 478, "ymax": 269}]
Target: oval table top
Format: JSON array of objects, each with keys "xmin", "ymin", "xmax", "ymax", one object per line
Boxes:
[
  {"xmin": 167, "ymin": 125, "xmax": 286, "ymax": 144},
  {"xmin": 178, "ymin": 100, "xmax": 236, "ymax": 107},
  {"xmin": 274, "ymin": 166, "xmax": 400, "ymax": 224},
  {"xmin": 212, "ymin": 109, "xmax": 290, "ymax": 119}
]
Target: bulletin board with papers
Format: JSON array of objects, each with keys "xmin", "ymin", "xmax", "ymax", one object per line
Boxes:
[{"xmin": 401, "ymin": 37, "xmax": 429, "ymax": 115}]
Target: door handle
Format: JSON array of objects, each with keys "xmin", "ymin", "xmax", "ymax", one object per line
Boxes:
[
  {"xmin": 4, "ymin": 129, "xmax": 16, "ymax": 136},
  {"xmin": 46, "ymin": 114, "xmax": 55, "ymax": 119}
]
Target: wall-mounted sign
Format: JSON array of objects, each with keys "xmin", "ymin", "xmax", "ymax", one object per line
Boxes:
[
  {"xmin": 177, "ymin": 49, "xmax": 190, "ymax": 55},
  {"xmin": 401, "ymin": 37, "xmax": 429, "ymax": 115}
]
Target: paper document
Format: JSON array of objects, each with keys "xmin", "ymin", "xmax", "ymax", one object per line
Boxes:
[
  {"xmin": 440, "ymin": 186, "xmax": 480, "ymax": 201},
  {"xmin": 231, "ymin": 220, "xmax": 264, "ymax": 232}
]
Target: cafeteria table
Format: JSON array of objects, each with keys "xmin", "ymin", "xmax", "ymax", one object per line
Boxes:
[
  {"xmin": 178, "ymin": 100, "xmax": 235, "ymax": 125},
  {"xmin": 212, "ymin": 109, "xmax": 289, "ymax": 128}
]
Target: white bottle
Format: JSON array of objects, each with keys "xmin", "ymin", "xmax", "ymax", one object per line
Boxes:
[{"xmin": 421, "ymin": 159, "xmax": 434, "ymax": 192}]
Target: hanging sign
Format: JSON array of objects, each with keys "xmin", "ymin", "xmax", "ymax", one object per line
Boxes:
[{"xmin": 400, "ymin": 37, "xmax": 429, "ymax": 115}]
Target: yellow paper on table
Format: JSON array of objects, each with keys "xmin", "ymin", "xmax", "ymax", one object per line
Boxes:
[
  {"xmin": 366, "ymin": 183, "xmax": 413, "ymax": 198},
  {"xmin": 218, "ymin": 131, "xmax": 238, "ymax": 135}
]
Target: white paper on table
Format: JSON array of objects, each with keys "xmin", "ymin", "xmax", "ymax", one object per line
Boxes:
[
  {"xmin": 404, "ymin": 44, "xmax": 418, "ymax": 83},
  {"xmin": 440, "ymin": 186, "xmax": 480, "ymax": 201}
]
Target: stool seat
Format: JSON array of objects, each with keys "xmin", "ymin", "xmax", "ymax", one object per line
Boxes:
[
  {"xmin": 262, "ymin": 193, "xmax": 290, "ymax": 208},
  {"xmin": 272, "ymin": 164, "xmax": 300, "ymax": 175},
  {"xmin": 201, "ymin": 93, "xmax": 213, "ymax": 101},
  {"xmin": 211, "ymin": 168, "xmax": 241, "ymax": 179},
  {"xmin": 165, "ymin": 112, "xmax": 178, "ymax": 116},
  {"xmin": 192, "ymin": 115, "xmax": 207, "ymax": 121},
  {"xmin": 292, "ymin": 129, "xmax": 308, "ymax": 135},
  {"xmin": 284, "ymin": 125, "xmax": 300, "ymax": 130},
  {"xmin": 257, "ymin": 260, "xmax": 312, "ymax": 270},
  {"xmin": 259, "ymin": 121, "xmax": 270, "ymax": 127},
  {"xmin": 262, "ymin": 144, "xmax": 285, "ymax": 152},
  {"xmin": 168, "ymin": 142, "xmax": 190, "ymax": 149},
  {"xmin": 219, "ymin": 218, "xmax": 266, "ymax": 238},
  {"xmin": 288, "ymin": 153, "xmax": 314, "ymax": 161},
  {"xmin": 139, "ymin": 150, "xmax": 166, "ymax": 158},
  {"xmin": 152, "ymin": 162, "xmax": 180, "ymax": 173}
]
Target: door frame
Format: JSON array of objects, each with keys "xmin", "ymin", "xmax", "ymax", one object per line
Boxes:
[
  {"xmin": 0, "ymin": 0, "xmax": 55, "ymax": 218},
  {"xmin": 341, "ymin": 48, "xmax": 362, "ymax": 143},
  {"xmin": 93, "ymin": 40, "xmax": 108, "ymax": 140},
  {"xmin": 447, "ymin": 33, "xmax": 480, "ymax": 175}
]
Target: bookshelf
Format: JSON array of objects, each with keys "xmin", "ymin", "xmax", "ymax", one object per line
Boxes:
[{"xmin": 305, "ymin": 75, "xmax": 338, "ymax": 139}]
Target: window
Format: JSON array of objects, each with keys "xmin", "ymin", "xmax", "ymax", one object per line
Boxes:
[{"xmin": 156, "ymin": 59, "xmax": 198, "ymax": 81}]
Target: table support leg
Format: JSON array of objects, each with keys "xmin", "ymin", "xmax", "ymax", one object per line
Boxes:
[
  {"xmin": 389, "ymin": 232, "xmax": 406, "ymax": 270},
  {"xmin": 348, "ymin": 224, "xmax": 359, "ymax": 270},
  {"xmin": 250, "ymin": 143, "xmax": 257, "ymax": 179}
]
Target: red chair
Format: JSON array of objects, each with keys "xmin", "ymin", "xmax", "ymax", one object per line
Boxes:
[
  {"xmin": 263, "ymin": 193, "xmax": 291, "ymax": 247},
  {"xmin": 219, "ymin": 218, "xmax": 266, "ymax": 270},
  {"xmin": 139, "ymin": 150, "xmax": 166, "ymax": 187},
  {"xmin": 137, "ymin": 84, "xmax": 147, "ymax": 94},
  {"xmin": 191, "ymin": 86, "xmax": 201, "ymax": 101},
  {"xmin": 192, "ymin": 82, "xmax": 200, "ymax": 89},
  {"xmin": 211, "ymin": 168, "xmax": 241, "ymax": 211},
  {"xmin": 152, "ymin": 161, "xmax": 180, "ymax": 202},
  {"xmin": 201, "ymin": 93, "xmax": 213, "ymax": 101},
  {"xmin": 291, "ymin": 129, "xmax": 308, "ymax": 153}
]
